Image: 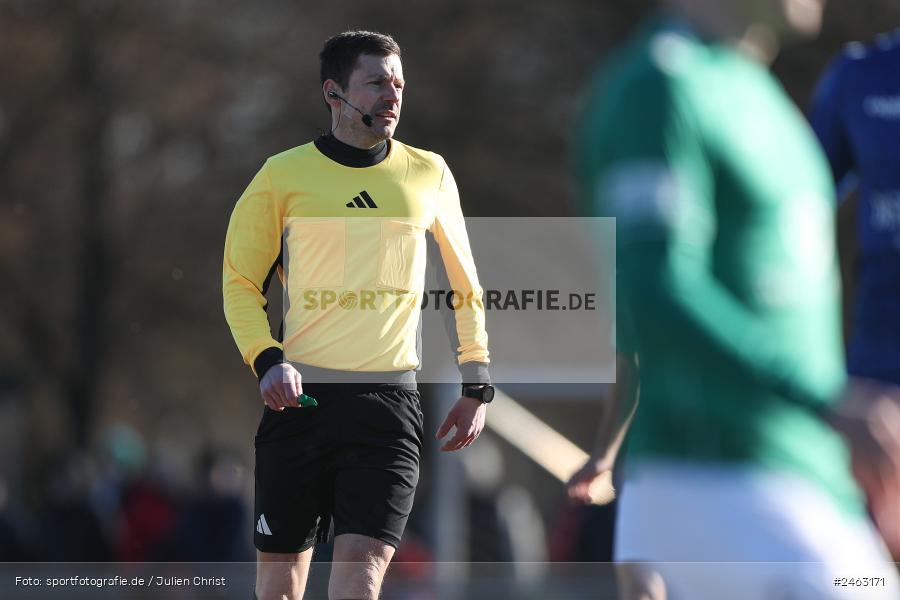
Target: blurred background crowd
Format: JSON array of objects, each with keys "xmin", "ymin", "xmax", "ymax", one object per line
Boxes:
[{"xmin": 1, "ymin": 0, "xmax": 898, "ymax": 567}]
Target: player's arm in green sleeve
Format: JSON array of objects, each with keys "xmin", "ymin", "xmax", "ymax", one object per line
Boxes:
[
  {"xmin": 593, "ymin": 75, "xmax": 839, "ymax": 410},
  {"xmin": 222, "ymin": 162, "xmax": 285, "ymax": 379}
]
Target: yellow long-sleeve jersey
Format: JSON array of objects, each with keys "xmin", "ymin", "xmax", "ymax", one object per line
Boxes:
[{"xmin": 223, "ymin": 138, "xmax": 489, "ymax": 381}]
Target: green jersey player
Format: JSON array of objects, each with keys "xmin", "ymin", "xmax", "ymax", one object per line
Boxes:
[{"xmin": 570, "ymin": 1, "xmax": 900, "ymax": 598}]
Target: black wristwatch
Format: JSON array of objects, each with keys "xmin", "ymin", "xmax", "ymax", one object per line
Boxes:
[{"xmin": 462, "ymin": 384, "xmax": 495, "ymax": 404}]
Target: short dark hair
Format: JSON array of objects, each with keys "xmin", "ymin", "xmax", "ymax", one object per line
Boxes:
[{"xmin": 319, "ymin": 30, "xmax": 402, "ymax": 90}]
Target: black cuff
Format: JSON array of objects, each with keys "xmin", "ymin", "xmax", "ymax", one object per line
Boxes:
[
  {"xmin": 254, "ymin": 347, "xmax": 284, "ymax": 382},
  {"xmin": 459, "ymin": 361, "xmax": 491, "ymax": 386}
]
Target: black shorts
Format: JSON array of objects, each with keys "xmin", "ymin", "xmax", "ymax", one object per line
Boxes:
[{"xmin": 253, "ymin": 383, "xmax": 424, "ymax": 553}]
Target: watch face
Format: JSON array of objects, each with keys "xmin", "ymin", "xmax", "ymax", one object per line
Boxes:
[{"xmin": 482, "ymin": 386, "xmax": 495, "ymax": 403}]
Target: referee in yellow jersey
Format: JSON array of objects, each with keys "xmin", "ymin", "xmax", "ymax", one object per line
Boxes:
[{"xmin": 223, "ymin": 31, "xmax": 494, "ymax": 600}]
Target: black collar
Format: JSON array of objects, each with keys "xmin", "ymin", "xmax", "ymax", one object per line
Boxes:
[{"xmin": 314, "ymin": 134, "xmax": 389, "ymax": 168}]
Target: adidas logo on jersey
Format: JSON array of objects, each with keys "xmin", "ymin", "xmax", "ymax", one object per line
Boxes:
[
  {"xmin": 346, "ymin": 190, "xmax": 378, "ymax": 208},
  {"xmin": 256, "ymin": 514, "xmax": 273, "ymax": 536}
]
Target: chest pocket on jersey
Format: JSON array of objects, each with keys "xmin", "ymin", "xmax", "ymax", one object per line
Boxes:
[
  {"xmin": 286, "ymin": 220, "xmax": 346, "ymax": 288},
  {"xmin": 377, "ymin": 220, "xmax": 427, "ymax": 292}
]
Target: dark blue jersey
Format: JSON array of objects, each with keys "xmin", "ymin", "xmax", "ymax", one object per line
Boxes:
[{"xmin": 810, "ymin": 31, "xmax": 900, "ymax": 383}]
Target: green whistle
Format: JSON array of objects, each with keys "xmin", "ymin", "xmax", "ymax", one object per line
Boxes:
[{"xmin": 298, "ymin": 393, "xmax": 318, "ymax": 407}]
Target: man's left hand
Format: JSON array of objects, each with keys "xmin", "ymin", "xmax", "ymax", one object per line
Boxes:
[{"xmin": 435, "ymin": 396, "xmax": 486, "ymax": 452}]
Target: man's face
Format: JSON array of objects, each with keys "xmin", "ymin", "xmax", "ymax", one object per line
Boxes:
[
  {"xmin": 747, "ymin": 0, "xmax": 826, "ymax": 38},
  {"xmin": 342, "ymin": 53, "xmax": 404, "ymax": 140},
  {"xmin": 780, "ymin": 0, "xmax": 826, "ymax": 36}
]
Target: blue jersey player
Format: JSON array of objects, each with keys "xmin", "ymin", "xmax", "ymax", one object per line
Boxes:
[{"xmin": 811, "ymin": 30, "xmax": 900, "ymax": 384}]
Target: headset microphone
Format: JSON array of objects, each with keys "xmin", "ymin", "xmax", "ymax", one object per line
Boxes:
[{"xmin": 327, "ymin": 90, "xmax": 373, "ymax": 127}]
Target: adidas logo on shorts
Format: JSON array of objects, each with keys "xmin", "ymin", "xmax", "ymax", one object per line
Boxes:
[{"xmin": 256, "ymin": 514, "xmax": 273, "ymax": 535}]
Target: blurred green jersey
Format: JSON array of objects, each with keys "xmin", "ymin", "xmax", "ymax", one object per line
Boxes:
[{"xmin": 574, "ymin": 18, "xmax": 861, "ymax": 514}]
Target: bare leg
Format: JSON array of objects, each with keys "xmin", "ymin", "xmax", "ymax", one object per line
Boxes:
[
  {"xmin": 328, "ymin": 533, "xmax": 396, "ymax": 600},
  {"xmin": 256, "ymin": 549, "xmax": 314, "ymax": 600}
]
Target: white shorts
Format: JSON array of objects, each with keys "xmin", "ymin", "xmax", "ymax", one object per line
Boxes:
[{"xmin": 614, "ymin": 459, "xmax": 899, "ymax": 600}]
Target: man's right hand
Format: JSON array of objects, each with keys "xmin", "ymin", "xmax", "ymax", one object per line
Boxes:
[
  {"xmin": 259, "ymin": 363, "xmax": 303, "ymax": 411},
  {"xmin": 829, "ymin": 379, "xmax": 900, "ymax": 555}
]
